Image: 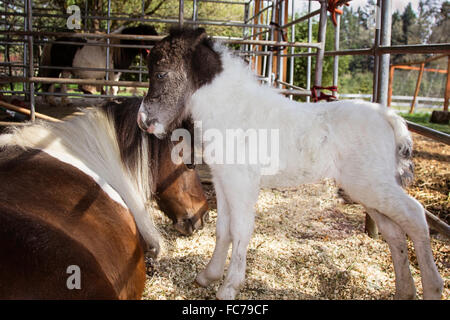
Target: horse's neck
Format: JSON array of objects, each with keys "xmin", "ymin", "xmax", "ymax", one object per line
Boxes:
[
  {"xmin": 191, "ymin": 53, "xmax": 290, "ymax": 126},
  {"xmin": 114, "ymin": 47, "xmax": 137, "ymax": 70}
]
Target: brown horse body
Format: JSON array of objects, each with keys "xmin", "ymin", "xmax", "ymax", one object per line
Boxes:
[
  {"xmin": 0, "ymin": 98, "xmax": 208, "ymax": 299},
  {"xmin": 0, "ymin": 146, "xmax": 145, "ymax": 299}
]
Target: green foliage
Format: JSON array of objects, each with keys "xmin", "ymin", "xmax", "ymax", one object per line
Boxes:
[
  {"xmin": 399, "ymin": 112, "xmax": 450, "ymax": 134},
  {"xmin": 338, "ymin": 1, "xmax": 448, "ymax": 96},
  {"xmin": 32, "ymin": 0, "xmax": 245, "ymax": 36},
  {"xmin": 339, "ymin": 72, "xmax": 373, "ymax": 94}
]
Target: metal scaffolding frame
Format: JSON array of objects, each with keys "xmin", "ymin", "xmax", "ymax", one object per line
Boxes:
[
  {"xmin": 1, "ymin": 0, "xmax": 330, "ymax": 108},
  {"xmin": 0, "ymin": 0, "xmax": 449, "ymax": 126},
  {"xmin": 387, "ymin": 54, "xmax": 449, "ymax": 114}
]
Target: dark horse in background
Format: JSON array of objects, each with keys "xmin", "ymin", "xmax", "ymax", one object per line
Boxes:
[
  {"xmin": 39, "ymin": 24, "xmax": 158, "ymax": 105},
  {"xmin": 0, "ymin": 97, "xmax": 208, "ymax": 299}
]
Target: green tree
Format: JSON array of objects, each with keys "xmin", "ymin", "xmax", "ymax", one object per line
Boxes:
[
  {"xmin": 401, "ymin": 3, "xmax": 417, "ymax": 44},
  {"xmin": 429, "ymin": 1, "xmax": 450, "ymax": 43}
]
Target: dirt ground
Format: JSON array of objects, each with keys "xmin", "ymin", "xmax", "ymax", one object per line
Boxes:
[
  {"xmin": 407, "ymin": 134, "xmax": 449, "ymax": 224},
  {"xmin": 143, "ymin": 133, "xmax": 449, "ymax": 300}
]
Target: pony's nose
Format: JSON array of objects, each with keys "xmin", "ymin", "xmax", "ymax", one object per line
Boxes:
[
  {"xmin": 174, "ymin": 219, "xmax": 194, "ymax": 236},
  {"xmin": 174, "ymin": 215, "xmax": 205, "ymax": 236},
  {"xmin": 190, "ymin": 215, "xmax": 203, "ymax": 231},
  {"xmin": 137, "ymin": 112, "xmax": 157, "ymax": 133}
]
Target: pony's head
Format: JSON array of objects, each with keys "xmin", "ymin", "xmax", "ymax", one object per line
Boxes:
[
  {"xmin": 155, "ymin": 137, "xmax": 209, "ymax": 236},
  {"xmin": 137, "ymin": 28, "xmax": 222, "ymax": 138},
  {"xmin": 114, "ymin": 24, "xmax": 159, "ymax": 69}
]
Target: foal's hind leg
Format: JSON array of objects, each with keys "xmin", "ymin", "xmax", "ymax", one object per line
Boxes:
[
  {"xmin": 343, "ymin": 181, "xmax": 443, "ymax": 299},
  {"xmin": 366, "ymin": 209, "xmax": 416, "ymax": 299},
  {"xmin": 196, "ymin": 178, "xmax": 231, "ymax": 287}
]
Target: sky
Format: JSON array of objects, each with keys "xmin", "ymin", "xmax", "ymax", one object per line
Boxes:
[
  {"xmin": 294, "ymin": 0, "xmax": 424, "ymax": 15},
  {"xmin": 348, "ymin": 0, "xmax": 420, "ymax": 13}
]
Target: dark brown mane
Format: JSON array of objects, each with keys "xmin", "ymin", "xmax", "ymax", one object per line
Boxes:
[
  {"xmin": 101, "ymin": 97, "xmax": 208, "ymax": 235},
  {"xmin": 102, "ymin": 97, "xmax": 195, "ymax": 194},
  {"xmin": 101, "ymin": 97, "xmax": 159, "ymax": 193}
]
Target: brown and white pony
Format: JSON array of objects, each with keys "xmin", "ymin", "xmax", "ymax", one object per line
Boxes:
[
  {"xmin": 39, "ymin": 24, "xmax": 158, "ymax": 105},
  {"xmin": 0, "ymin": 97, "xmax": 208, "ymax": 299}
]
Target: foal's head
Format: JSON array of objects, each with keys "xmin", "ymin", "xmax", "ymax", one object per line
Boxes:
[{"xmin": 137, "ymin": 28, "xmax": 222, "ymax": 138}]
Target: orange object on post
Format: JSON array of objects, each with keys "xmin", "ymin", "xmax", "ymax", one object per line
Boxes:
[{"xmin": 327, "ymin": 0, "xmax": 350, "ymax": 27}]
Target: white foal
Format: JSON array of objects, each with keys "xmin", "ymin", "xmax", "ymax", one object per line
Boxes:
[{"xmin": 138, "ymin": 28, "xmax": 443, "ymax": 300}]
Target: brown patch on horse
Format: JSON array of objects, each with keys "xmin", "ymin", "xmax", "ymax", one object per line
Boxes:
[
  {"xmin": 38, "ymin": 36, "xmax": 87, "ymax": 92},
  {"xmin": 0, "ymin": 146, "xmax": 145, "ymax": 299}
]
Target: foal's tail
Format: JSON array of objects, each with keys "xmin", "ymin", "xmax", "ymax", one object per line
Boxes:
[{"xmin": 383, "ymin": 108, "xmax": 414, "ymax": 187}]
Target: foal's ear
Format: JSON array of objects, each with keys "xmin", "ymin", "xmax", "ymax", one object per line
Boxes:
[
  {"xmin": 190, "ymin": 28, "xmax": 207, "ymax": 50},
  {"xmin": 191, "ymin": 36, "xmax": 222, "ymax": 87}
]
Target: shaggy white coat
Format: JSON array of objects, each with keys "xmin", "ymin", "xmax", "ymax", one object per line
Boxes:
[{"xmin": 188, "ymin": 45, "xmax": 443, "ymax": 300}]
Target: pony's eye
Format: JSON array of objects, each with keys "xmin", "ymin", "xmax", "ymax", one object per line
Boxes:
[{"xmin": 156, "ymin": 72, "xmax": 166, "ymax": 79}]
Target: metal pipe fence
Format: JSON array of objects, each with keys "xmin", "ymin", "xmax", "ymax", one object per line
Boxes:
[{"xmin": 1, "ymin": 0, "xmax": 449, "ymax": 128}]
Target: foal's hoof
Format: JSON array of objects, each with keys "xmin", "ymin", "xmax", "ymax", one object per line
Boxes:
[
  {"xmin": 145, "ymin": 241, "xmax": 160, "ymax": 259},
  {"xmin": 394, "ymin": 292, "xmax": 416, "ymax": 300},
  {"xmin": 216, "ymin": 286, "xmax": 237, "ymax": 300},
  {"xmin": 195, "ymin": 272, "xmax": 211, "ymax": 288}
]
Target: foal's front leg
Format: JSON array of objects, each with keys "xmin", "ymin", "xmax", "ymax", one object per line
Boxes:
[
  {"xmin": 215, "ymin": 172, "xmax": 259, "ymax": 300},
  {"xmin": 216, "ymin": 204, "xmax": 255, "ymax": 300},
  {"xmin": 196, "ymin": 179, "xmax": 231, "ymax": 286}
]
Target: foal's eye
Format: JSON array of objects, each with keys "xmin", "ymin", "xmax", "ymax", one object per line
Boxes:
[{"xmin": 156, "ymin": 72, "xmax": 167, "ymax": 80}]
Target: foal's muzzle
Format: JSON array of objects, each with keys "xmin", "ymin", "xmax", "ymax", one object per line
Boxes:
[
  {"xmin": 137, "ymin": 111, "xmax": 155, "ymax": 132},
  {"xmin": 137, "ymin": 111, "xmax": 166, "ymax": 138}
]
